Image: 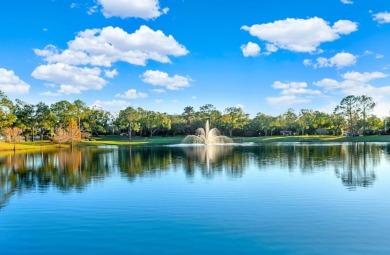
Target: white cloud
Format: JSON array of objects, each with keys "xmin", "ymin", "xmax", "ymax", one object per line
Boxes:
[
  {"xmin": 340, "ymin": 0, "xmax": 353, "ymax": 4},
  {"xmin": 97, "ymin": 0, "xmax": 168, "ymax": 20},
  {"xmin": 152, "ymin": 88, "xmax": 166, "ymax": 93},
  {"xmin": 306, "ymin": 52, "xmax": 357, "ymax": 69},
  {"xmin": 267, "ymin": 81, "xmax": 321, "ymax": 106},
  {"xmin": 91, "ymin": 99, "xmax": 130, "ymax": 110},
  {"xmin": 115, "ymin": 89, "xmax": 148, "ymax": 99},
  {"xmin": 376, "ymin": 54, "xmax": 384, "ymax": 59},
  {"xmin": 155, "ymin": 99, "xmax": 163, "ymax": 103},
  {"xmin": 373, "ymin": 12, "xmax": 390, "ymax": 24},
  {"xmin": 265, "ymin": 43, "xmax": 278, "ymax": 53},
  {"xmin": 272, "ymin": 81, "xmax": 322, "ymax": 95},
  {"xmin": 34, "ymin": 25, "xmax": 188, "ymax": 67},
  {"xmin": 87, "ymin": 5, "xmax": 98, "ymax": 15},
  {"xmin": 70, "ymin": 3, "xmax": 78, "ymax": 8},
  {"xmin": 241, "ymin": 17, "xmax": 357, "ymax": 53},
  {"xmin": 314, "ymin": 71, "xmax": 390, "ymax": 117},
  {"xmin": 236, "ymin": 104, "xmax": 244, "ymax": 108},
  {"xmin": 31, "ymin": 63, "xmax": 107, "ymax": 94},
  {"xmin": 104, "ymin": 69, "xmax": 118, "ymax": 78},
  {"xmin": 39, "ymin": 91, "xmax": 61, "ymax": 97},
  {"xmin": 0, "ymin": 68, "xmax": 30, "ymax": 94},
  {"xmin": 141, "ymin": 70, "xmax": 192, "ymax": 90},
  {"xmin": 266, "ymin": 95, "xmax": 311, "ymax": 105},
  {"xmin": 241, "ymin": 42, "xmax": 260, "ymax": 57}
]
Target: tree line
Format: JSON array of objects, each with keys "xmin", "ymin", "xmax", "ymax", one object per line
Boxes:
[{"xmin": 0, "ymin": 90, "xmax": 389, "ymax": 144}]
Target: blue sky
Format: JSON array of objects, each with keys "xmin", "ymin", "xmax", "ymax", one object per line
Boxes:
[{"xmin": 1, "ymin": 0, "xmax": 390, "ymax": 117}]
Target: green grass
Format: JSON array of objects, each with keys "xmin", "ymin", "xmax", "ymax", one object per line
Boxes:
[
  {"xmin": 0, "ymin": 140, "xmax": 69, "ymax": 153},
  {"xmin": 79, "ymin": 135, "xmax": 184, "ymax": 146},
  {"xmin": 243, "ymin": 135, "xmax": 390, "ymax": 143},
  {"xmin": 1, "ymin": 135, "xmax": 389, "ymax": 152}
]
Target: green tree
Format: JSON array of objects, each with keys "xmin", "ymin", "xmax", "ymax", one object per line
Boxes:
[
  {"xmin": 144, "ymin": 111, "xmax": 171, "ymax": 137},
  {"xmin": 14, "ymin": 99, "xmax": 36, "ymax": 141},
  {"xmin": 252, "ymin": 112, "xmax": 274, "ymax": 136},
  {"xmin": 221, "ymin": 107, "xmax": 249, "ymax": 137},
  {"xmin": 73, "ymin": 100, "xmax": 88, "ymax": 130},
  {"xmin": 297, "ymin": 109, "xmax": 313, "ymax": 135},
  {"xmin": 170, "ymin": 114, "xmax": 186, "ymax": 136},
  {"xmin": 117, "ymin": 107, "xmax": 140, "ymax": 140},
  {"xmin": 0, "ymin": 91, "xmax": 16, "ymax": 129},
  {"xmin": 51, "ymin": 100, "xmax": 76, "ymax": 127},
  {"xmin": 35, "ymin": 102, "xmax": 56, "ymax": 140}
]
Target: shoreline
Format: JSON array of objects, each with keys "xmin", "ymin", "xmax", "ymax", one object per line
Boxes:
[{"xmin": 1, "ymin": 135, "xmax": 390, "ymax": 152}]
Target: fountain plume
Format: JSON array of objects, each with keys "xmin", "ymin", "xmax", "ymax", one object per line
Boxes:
[{"xmin": 181, "ymin": 120, "xmax": 233, "ymax": 144}]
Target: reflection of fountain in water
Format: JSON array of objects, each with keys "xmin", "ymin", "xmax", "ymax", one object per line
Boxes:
[
  {"xmin": 181, "ymin": 145, "xmax": 234, "ymax": 171},
  {"xmin": 181, "ymin": 120, "xmax": 233, "ymax": 144}
]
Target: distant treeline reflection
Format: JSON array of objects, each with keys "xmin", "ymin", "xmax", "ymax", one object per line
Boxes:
[{"xmin": 1, "ymin": 143, "xmax": 389, "ymax": 208}]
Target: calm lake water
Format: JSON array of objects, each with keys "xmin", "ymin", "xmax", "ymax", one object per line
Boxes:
[{"xmin": 1, "ymin": 143, "xmax": 390, "ymax": 255}]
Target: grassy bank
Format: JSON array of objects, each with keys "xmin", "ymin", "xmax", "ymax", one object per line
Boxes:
[
  {"xmin": 0, "ymin": 141, "xmax": 70, "ymax": 153},
  {"xmin": 1, "ymin": 135, "xmax": 389, "ymax": 152}
]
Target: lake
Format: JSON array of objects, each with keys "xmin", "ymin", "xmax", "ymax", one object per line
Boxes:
[{"xmin": 1, "ymin": 143, "xmax": 390, "ymax": 255}]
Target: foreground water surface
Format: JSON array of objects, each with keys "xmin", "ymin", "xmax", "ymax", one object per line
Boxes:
[{"xmin": 1, "ymin": 143, "xmax": 390, "ymax": 255}]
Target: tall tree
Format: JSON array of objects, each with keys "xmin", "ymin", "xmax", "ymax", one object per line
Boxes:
[
  {"xmin": 335, "ymin": 95, "xmax": 360, "ymax": 135},
  {"xmin": 35, "ymin": 102, "xmax": 56, "ymax": 140},
  {"xmin": 297, "ymin": 109, "xmax": 313, "ymax": 135},
  {"xmin": 66, "ymin": 119, "xmax": 81, "ymax": 148},
  {"xmin": 73, "ymin": 100, "xmax": 88, "ymax": 130},
  {"xmin": 117, "ymin": 107, "xmax": 140, "ymax": 140},
  {"xmin": 358, "ymin": 95, "xmax": 376, "ymax": 135},
  {"xmin": 14, "ymin": 99, "xmax": 36, "ymax": 141}
]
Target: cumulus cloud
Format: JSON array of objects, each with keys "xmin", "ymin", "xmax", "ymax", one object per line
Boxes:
[
  {"xmin": 0, "ymin": 68, "xmax": 30, "ymax": 94},
  {"xmin": 91, "ymin": 99, "xmax": 130, "ymax": 110},
  {"xmin": 115, "ymin": 89, "xmax": 148, "ymax": 99},
  {"xmin": 34, "ymin": 25, "xmax": 188, "ymax": 67},
  {"xmin": 97, "ymin": 0, "xmax": 168, "ymax": 20},
  {"xmin": 31, "ymin": 63, "xmax": 107, "ymax": 94},
  {"xmin": 141, "ymin": 70, "xmax": 192, "ymax": 90},
  {"xmin": 104, "ymin": 69, "xmax": 118, "ymax": 78},
  {"xmin": 304, "ymin": 52, "xmax": 357, "ymax": 69},
  {"xmin": 241, "ymin": 17, "xmax": 357, "ymax": 53},
  {"xmin": 314, "ymin": 71, "xmax": 390, "ymax": 117},
  {"xmin": 267, "ymin": 81, "xmax": 321, "ymax": 105},
  {"xmin": 241, "ymin": 42, "xmax": 260, "ymax": 57},
  {"xmin": 373, "ymin": 12, "xmax": 390, "ymax": 24},
  {"xmin": 315, "ymin": 71, "xmax": 388, "ymax": 92},
  {"xmin": 340, "ymin": 0, "xmax": 353, "ymax": 4}
]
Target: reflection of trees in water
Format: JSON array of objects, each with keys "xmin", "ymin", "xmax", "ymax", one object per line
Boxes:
[
  {"xmin": 335, "ymin": 143, "xmax": 379, "ymax": 190},
  {"xmin": 117, "ymin": 146, "xmax": 173, "ymax": 181},
  {"xmin": 0, "ymin": 148, "xmax": 115, "ymax": 208},
  {"xmin": 252, "ymin": 143, "xmax": 382, "ymax": 189},
  {"xmin": 1, "ymin": 143, "xmax": 389, "ymax": 208}
]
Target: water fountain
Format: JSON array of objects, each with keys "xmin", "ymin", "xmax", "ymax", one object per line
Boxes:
[{"xmin": 181, "ymin": 120, "xmax": 233, "ymax": 144}]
